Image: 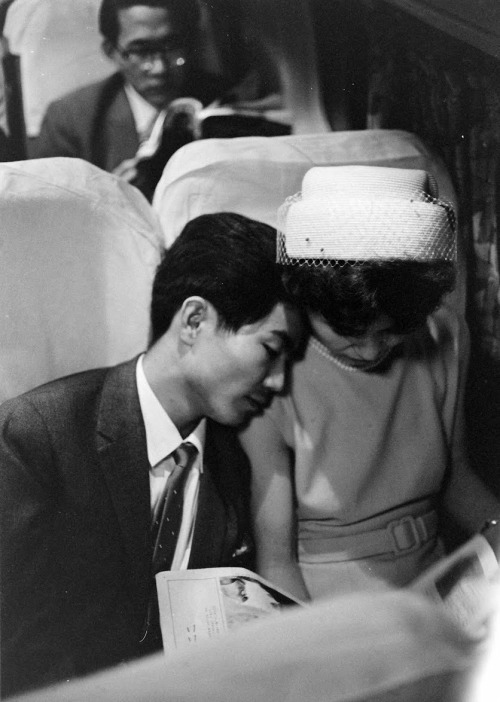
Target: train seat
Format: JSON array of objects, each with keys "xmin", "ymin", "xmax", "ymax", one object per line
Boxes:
[
  {"xmin": 153, "ymin": 129, "xmax": 457, "ymax": 245},
  {"xmin": 153, "ymin": 129, "xmax": 463, "ymax": 310},
  {"xmin": 3, "ymin": 0, "xmax": 112, "ymax": 139},
  {"xmin": 0, "ymin": 157, "xmax": 163, "ymax": 402}
]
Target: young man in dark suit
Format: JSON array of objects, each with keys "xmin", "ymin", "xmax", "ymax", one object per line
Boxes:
[
  {"xmin": 32, "ymin": 0, "xmax": 221, "ymax": 200},
  {"xmin": 0, "ymin": 213, "xmax": 303, "ymax": 697}
]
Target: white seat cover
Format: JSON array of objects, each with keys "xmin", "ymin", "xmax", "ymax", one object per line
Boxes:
[
  {"xmin": 4, "ymin": 0, "xmax": 113, "ymax": 137},
  {"xmin": 0, "ymin": 157, "xmax": 163, "ymax": 402},
  {"xmin": 10, "ymin": 588, "xmax": 477, "ymax": 702},
  {"xmin": 153, "ymin": 129, "xmax": 457, "ymax": 245},
  {"xmin": 153, "ymin": 129, "xmax": 463, "ymax": 308}
]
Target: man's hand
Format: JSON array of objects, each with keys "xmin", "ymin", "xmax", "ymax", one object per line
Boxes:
[{"xmin": 112, "ymin": 158, "xmax": 139, "ymax": 183}]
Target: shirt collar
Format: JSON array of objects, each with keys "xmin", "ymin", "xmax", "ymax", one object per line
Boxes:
[
  {"xmin": 136, "ymin": 355, "xmax": 205, "ymax": 470},
  {"xmin": 124, "ymin": 82, "xmax": 161, "ymax": 141}
]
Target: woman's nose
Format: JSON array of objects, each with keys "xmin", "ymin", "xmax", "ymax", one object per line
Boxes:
[
  {"xmin": 357, "ymin": 334, "xmax": 402, "ymax": 360},
  {"xmin": 357, "ymin": 338, "xmax": 381, "ymax": 360}
]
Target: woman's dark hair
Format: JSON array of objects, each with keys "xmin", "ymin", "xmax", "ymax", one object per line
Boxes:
[
  {"xmin": 281, "ymin": 260, "xmax": 456, "ymax": 337},
  {"xmin": 98, "ymin": 0, "xmax": 200, "ymax": 45},
  {"xmin": 151, "ymin": 213, "xmax": 292, "ymax": 343}
]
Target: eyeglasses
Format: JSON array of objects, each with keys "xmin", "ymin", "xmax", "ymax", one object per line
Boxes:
[{"xmin": 115, "ymin": 41, "xmax": 186, "ymax": 68}]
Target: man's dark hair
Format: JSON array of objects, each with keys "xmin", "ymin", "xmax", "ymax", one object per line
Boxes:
[
  {"xmin": 282, "ymin": 260, "xmax": 456, "ymax": 337},
  {"xmin": 151, "ymin": 213, "xmax": 291, "ymax": 343},
  {"xmin": 98, "ymin": 0, "xmax": 201, "ymax": 45}
]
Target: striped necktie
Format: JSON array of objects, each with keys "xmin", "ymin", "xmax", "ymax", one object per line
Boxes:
[{"xmin": 151, "ymin": 441, "xmax": 198, "ymax": 574}]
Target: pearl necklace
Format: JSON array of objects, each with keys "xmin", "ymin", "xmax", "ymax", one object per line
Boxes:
[{"xmin": 310, "ymin": 337, "xmax": 392, "ymax": 372}]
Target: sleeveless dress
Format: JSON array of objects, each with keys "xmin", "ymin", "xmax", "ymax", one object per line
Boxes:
[{"xmin": 257, "ymin": 306, "xmax": 468, "ymax": 599}]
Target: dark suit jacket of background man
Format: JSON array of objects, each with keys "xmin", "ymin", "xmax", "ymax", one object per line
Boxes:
[
  {"xmin": 0, "ymin": 358, "xmax": 253, "ymax": 697},
  {"xmin": 31, "ymin": 71, "xmax": 222, "ymax": 199}
]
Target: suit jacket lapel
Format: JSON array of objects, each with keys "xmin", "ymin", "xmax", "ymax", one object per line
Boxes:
[
  {"xmin": 94, "ymin": 368, "xmax": 250, "ymax": 577},
  {"xmin": 189, "ymin": 422, "xmax": 241, "ymax": 568},
  {"xmin": 189, "ymin": 468, "xmax": 227, "ymax": 568},
  {"xmin": 96, "ymin": 359, "xmax": 151, "ymax": 603},
  {"xmin": 92, "ymin": 75, "xmax": 139, "ymax": 171}
]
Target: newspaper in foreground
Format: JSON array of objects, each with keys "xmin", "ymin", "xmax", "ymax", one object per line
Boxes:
[
  {"xmin": 156, "ymin": 567, "xmax": 303, "ymax": 655},
  {"xmin": 157, "ymin": 532, "xmax": 500, "ymax": 656},
  {"xmin": 411, "ymin": 533, "xmax": 500, "ymax": 637}
]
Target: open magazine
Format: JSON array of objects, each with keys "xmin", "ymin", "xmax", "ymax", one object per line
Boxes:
[
  {"xmin": 156, "ymin": 567, "xmax": 303, "ymax": 655},
  {"xmin": 156, "ymin": 532, "xmax": 500, "ymax": 655},
  {"xmin": 134, "ymin": 97, "xmax": 290, "ymax": 166}
]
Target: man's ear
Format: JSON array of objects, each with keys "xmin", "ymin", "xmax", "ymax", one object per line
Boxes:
[
  {"xmin": 102, "ymin": 39, "xmax": 117, "ymax": 62},
  {"xmin": 179, "ymin": 297, "xmax": 210, "ymax": 345}
]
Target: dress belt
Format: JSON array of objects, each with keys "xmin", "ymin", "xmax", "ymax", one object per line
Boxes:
[{"xmin": 298, "ymin": 511, "xmax": 438, "ymax": 562}]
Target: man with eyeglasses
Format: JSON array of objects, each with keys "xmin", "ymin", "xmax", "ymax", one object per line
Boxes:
[{"xmin": 33, "ymin": 0, "xmax": 222, "ymax": 200}]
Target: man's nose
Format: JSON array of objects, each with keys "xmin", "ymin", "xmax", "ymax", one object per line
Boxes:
[
  {"xmin": 263, "ymin": 356, "xmax": 286, "ymax": 394},
  {"xmin": 145, "ymin": 55, "xmax": 168, "ymax": 73}
]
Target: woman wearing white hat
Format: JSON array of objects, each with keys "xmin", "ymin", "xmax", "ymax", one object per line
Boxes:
[{"xmin": 240, "ymin": 165, "xmax": 500, "ymax": 602}]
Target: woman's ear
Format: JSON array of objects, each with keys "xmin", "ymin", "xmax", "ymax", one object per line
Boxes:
[{"xmin": 179, "ymin": 297, "xmax": 210, "ymax": 345}]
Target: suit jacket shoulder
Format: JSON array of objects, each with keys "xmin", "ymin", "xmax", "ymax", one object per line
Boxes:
[
  {"xmin": 33, "ymin": 73, "xmax": 138, "ymax": 170},
  {"xmin": 0, "ymin": 359, "xmax": 153, "ymax": 695},
  {"xmin": 0, "ymin": 360, "xmax": 253, "ymax": 695}
]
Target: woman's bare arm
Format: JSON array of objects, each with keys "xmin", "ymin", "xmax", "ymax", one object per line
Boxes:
[{"xmin": 240, "ymin": 414, "xmax": 310, "ymax": 602}]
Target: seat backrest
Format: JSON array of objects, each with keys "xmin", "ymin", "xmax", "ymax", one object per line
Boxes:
[
  {"xmin": 153, "ymin": 129, "xmax": 457, "ymax": 240},
  {"xmin": 8, "ymin": 587, "xmax": 477, "ymax": 702},
  {"xmin": 0, "ymin": 157, "xmax": 163, "ymax": 402},
  {"xmin": 3, "ymin": 0, "xmax": 113, "ymax": 137},
  {"xmin": 153, "ymin": 129, "xmax": 464, "ymax": 310}
]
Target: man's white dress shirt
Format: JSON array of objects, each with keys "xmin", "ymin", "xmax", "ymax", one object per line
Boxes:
[
  {"xmin": 136, "ymin": 355, "xmax": 205, "ymax": 570},
  {"xmin": 124, "ymin": 83, "xmax": 161, "ymax": 143}
]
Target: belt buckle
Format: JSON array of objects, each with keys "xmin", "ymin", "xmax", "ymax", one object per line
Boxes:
[{"xmin": 388, "ymin": 515, "xmax": 422, "ymax": 554}]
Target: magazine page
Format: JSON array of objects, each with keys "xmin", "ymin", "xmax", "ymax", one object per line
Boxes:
[
  {"xmin": 156, "ymin": 567, "xmax": 304, "ymax": 655},
  {"xmin": 411, "ymin": 534, "xmax": 499, "ymax": 637}
]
